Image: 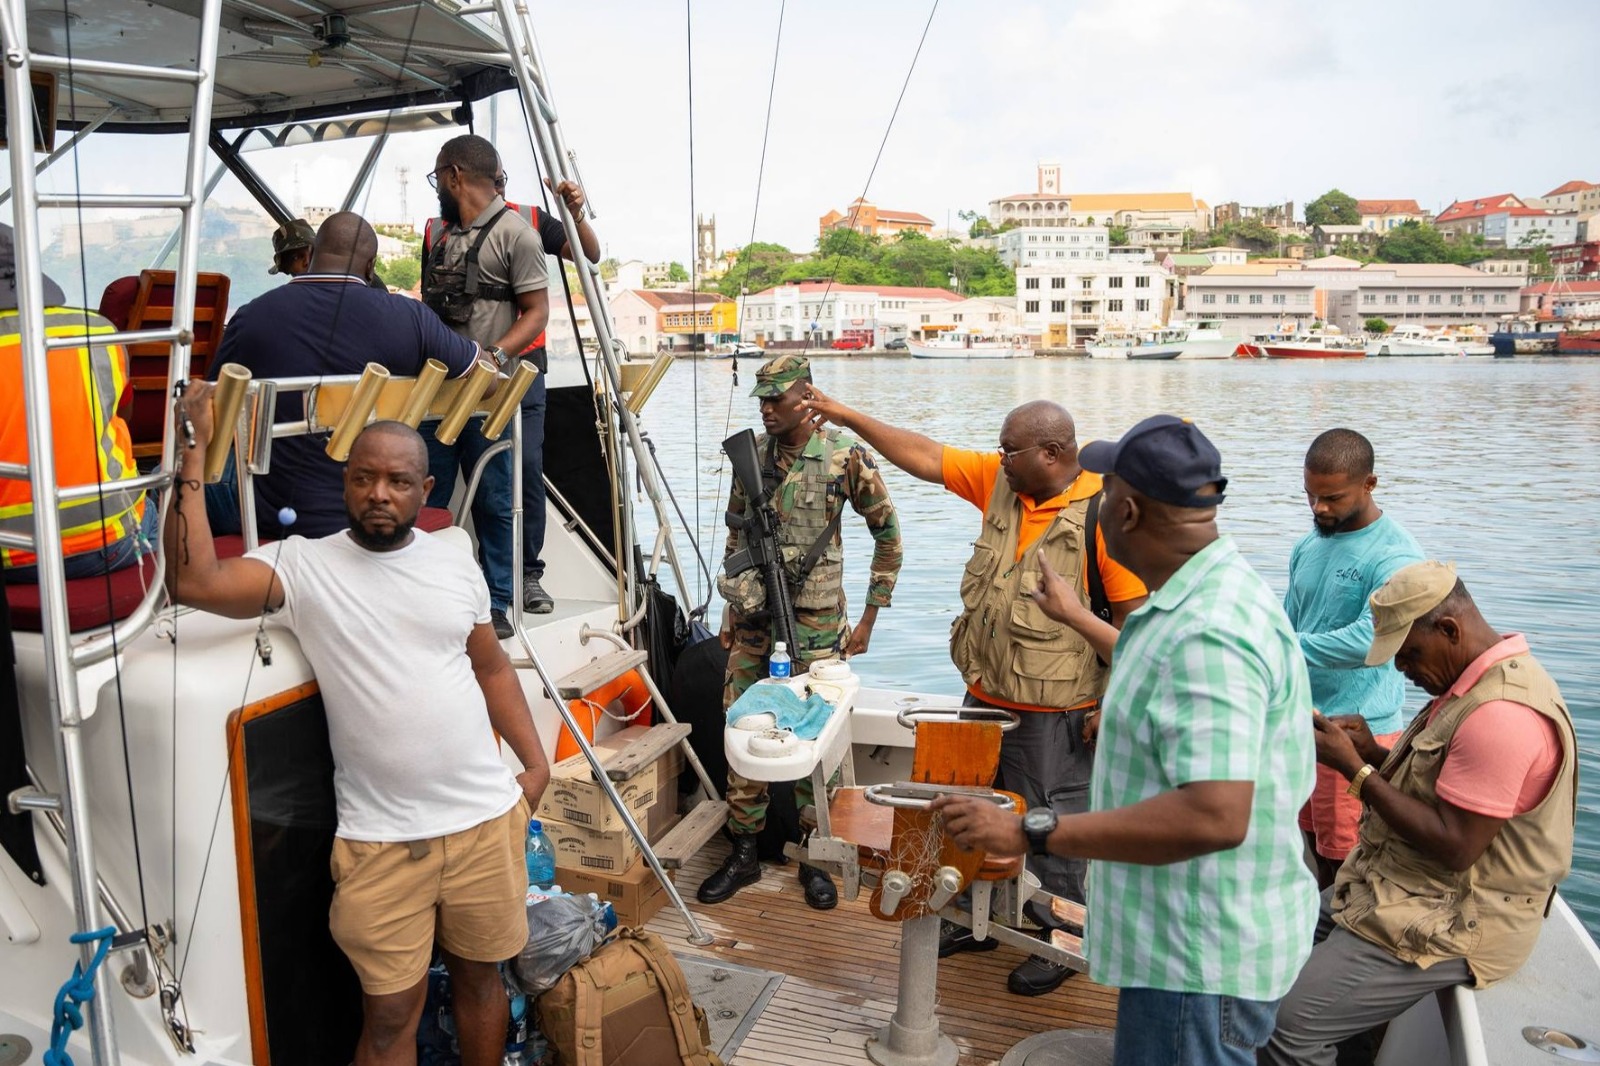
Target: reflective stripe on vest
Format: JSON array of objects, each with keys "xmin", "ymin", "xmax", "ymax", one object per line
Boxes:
[
  {"xmin": 948, "ymin": 475, "xmax": 1107, "ymax": 710},
  {"xmin": 0, "ymin": 308, "xmax": 147, "ymax": 567},
  {"xmin": 424, "ymin": 201, "xmax": 547, "ymax": 350},
  {"xmin": 1331, "ymin": 652, "xmax": 1576, "ymax": 988}
]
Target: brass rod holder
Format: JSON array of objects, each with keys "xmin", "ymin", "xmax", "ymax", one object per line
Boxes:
[
  {"xmin": 433, "ymin": 359, "xmax": 496, "ymax": 445},
  {"xmin": 397, "ymin": 359, "xmax": 449, "ymax": 428},
  {"xmin": 203, "ymin": 363, "xmax": 252, "ymax": 484},
  {"xmin": 481, "ymin": 362, "xmax": 539, "ymax": 440},
  {"xmin": 623, "ymin": 352, "xmax": 674, "ymax": 415},
  {"xmin": 324, "ymin": 363, "xmax": 390, "ymax": 462}
]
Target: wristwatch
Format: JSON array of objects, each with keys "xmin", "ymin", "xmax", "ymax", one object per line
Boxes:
[
  {"xmin": 1022, "ymin": 807, "xmax": 1059, "ymax": 858},
  {"xmin": 485, "ymin": 344, "xmax": 509, "ymax": 368},
  {"xmin": 1347, "ymin": 764, "xmax": 1377, "ymax": 800}
]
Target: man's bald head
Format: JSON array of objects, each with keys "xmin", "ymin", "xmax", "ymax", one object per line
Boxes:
[
  {"xmin": 349, "ymin": 420, "xmax": 429, "ymax": 477},
  {"xmin": 311, "ymin": 212, "xmax": 380, "ymax": 278},
  {"xmin": 1003, "ymin": 400, "xmax": 1076, "ymax": 450}
]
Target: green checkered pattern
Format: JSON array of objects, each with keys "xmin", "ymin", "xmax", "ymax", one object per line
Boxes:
[{"xmin": 1086, "ymin": 537, "xmax": 1319, "ymax": 1001}]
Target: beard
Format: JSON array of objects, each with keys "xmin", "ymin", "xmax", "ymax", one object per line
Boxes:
[
  {"xmin": 1313, "ymin": 512, "xmax": 1357, "ymax": 538},
  {"xmin": 346, "ymin": 507, "xmax": 415, "ymax": 550},
  {"xmin": 438, "ymin": 186, "xmax": 462, "ymax": 226}
]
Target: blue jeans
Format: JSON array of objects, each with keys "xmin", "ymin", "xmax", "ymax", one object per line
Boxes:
[
  {"xmin": 424, "ymin": 416, "xmax": 512, "ymax": 612},
  {"xmin": 519, "ymin": 373, "xmax": 546, "ymax": 579},
  {"xmin": 4, "ymin": 502, "xmax": 159, "ymax": 582},
  {"xmin": 1113, "ymin": 988, "xmax": 1281, "ymax": 1066}
]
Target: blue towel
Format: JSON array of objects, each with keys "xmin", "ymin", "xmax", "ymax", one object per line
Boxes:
[{"xmin": 726, "ymin": 683, "xmax": 835, "ymax": 741}]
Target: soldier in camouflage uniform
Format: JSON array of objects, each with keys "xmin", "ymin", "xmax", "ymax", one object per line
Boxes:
[{"xmin": 696, "ymin": 355, "xmax": 902, "ymax": 910}]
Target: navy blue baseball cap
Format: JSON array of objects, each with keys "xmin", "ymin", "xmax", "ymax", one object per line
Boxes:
[{"xmin": 1079, "ymin": 414, "xmax": 1227, "ymax": 508}]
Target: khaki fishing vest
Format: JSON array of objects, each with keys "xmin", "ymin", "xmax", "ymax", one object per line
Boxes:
[
  {"xmin": 1332, "ymin": 651, "xmax": 1576, "ymax": 988},
  {"xmin": 724, "ymin": 430, "xmax": 847, "ymax": 614},
  {"xmin": 948, "ymin": 475, "xmax": 1107, "ymax": 709}
]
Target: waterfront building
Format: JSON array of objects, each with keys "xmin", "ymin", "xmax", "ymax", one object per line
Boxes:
[
  {"xmin": 1185, "ymin": 261, "xmax": 1520, "ymax": 336},
  {"xmin": 1520, "ymin": 279, "xmax": 1600, "ymax": 317},
  {"xmin": 1013, "ymin": 250, "xmax": 1177, "ymax": 347},
  {"xmin": 740, "ymin": 282, "xmax": 961, "ymax": 346},
  {"xmin": 1356, "ymin": 199, "xmax": 1429, "ymax": 232},
  {"xmin": 608, "ymin": 288, "xmax": 737, "ymax": 355},
  {"xmin": 818, "ymin": 198, "xmax": 935, "ymax": 241},
  {"xmin": 1549, "ymin": 241, "xmax": 1600, "ymax": 277}
]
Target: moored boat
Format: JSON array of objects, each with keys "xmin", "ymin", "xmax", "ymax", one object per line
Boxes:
[
  {"xmin": 1173, "ymin": 318, "xmax": 1238, "ymax": 360},
  {"xmin": 1086, "ymin": 327, "xmax": 1185, "ymax": 361},
  {"xmin": 1555, "ymin": 326, "xmax": 1600, "ymax": 355},
  {"xmin": 1366, "ymin": 324, "xmax": 1467, "ymax": 357},
  {"xmin": 1241, "ymin": 328, "xmax": 1367, "ymax": 359},
  {"xmin": 906, "ymin": 329, "xmax": 1028, "ymax": 359}
]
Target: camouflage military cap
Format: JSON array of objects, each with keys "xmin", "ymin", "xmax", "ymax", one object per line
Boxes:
[
  {"xmin": 750, "ymin": 354, "xmax": 811, "ymax": 398},
  {"xmin": 268, "ymin": 219, "xmax": 317, "ymax": 274}
]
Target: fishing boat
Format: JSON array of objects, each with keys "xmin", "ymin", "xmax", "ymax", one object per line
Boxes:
[
  {"xmin": 1238, "ymin": 327, "xmax": 1367, "ymax": 359},
  {"xmin": 1365, "ymin": 325, "xmax": 1468, "ymax": 357},
  {"xmin": 1490, "ymin": 316, "xmax": 1564, "ymax": 357},
  {"xmin": 905, "ymin": 328, "xmax": 1027, "ymax": 359},
  {"xmin": 2, "ymin": 4, "xmax": 1597, "ymax": 1065},
  {"xmin": 1084, "ymin": 327, "xmax": 1184, "ymax": 361},
  {"xmin": 1172, "ymin": 319, "xmax": 1238, "ymax": 360},
  {"xmin": 1554, "ymin": 323, "xmax": 1600, "ymax": 355}
]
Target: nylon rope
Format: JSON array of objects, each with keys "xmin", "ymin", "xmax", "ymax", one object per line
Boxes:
[
  {"xmin": 801, "ymin": 0, "xmax": 940, "ymax": 359},
  {"xmin": 700, "ymin": 0, "xmax": 786, "ymax": 618},
  {"xmin": 685, "ymin": 0, "xmax": 702, "ymax": 607}
]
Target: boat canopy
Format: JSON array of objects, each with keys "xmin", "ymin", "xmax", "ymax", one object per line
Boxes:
[{"xmin": 31, "ymin": 0, "xmax": 516, "ymax": 135}]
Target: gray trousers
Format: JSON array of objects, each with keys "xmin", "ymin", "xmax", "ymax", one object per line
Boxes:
[
  {"xmin": 1259, "ymin": 889, "xmax": 1471, "ymax": 1066},
  {"xmin": 964, "ymin": 693, "xmax": 1093, "ymax": 917}
]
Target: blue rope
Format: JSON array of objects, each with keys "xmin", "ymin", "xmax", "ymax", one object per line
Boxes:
[{"xmin": 43, "ymin": 926, "xmax": 117, "ymax": 1066}]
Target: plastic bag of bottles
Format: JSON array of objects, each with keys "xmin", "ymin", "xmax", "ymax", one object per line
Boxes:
[{"xmin": 511, "ymin": 892, "xmax": 612, "ymax": 994}]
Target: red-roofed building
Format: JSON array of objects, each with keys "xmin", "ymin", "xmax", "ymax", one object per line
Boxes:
[
  {"xmin": 1536, "ymin": 181, "xmax": 1600, "ymax": 215},
  {"xmin": 819, "ymin": 198, "xmax": 935, "ymax": 240},
  {"xmin": 1356, "ymin": 199, "xmax": 1429, "ymax": 232},
  {"xmin": 742, "ymin": 282, "xmax": 962, "ymax": 346},
  {"xmin": 1434, "ymin": 195, "xmax": 1577, "ymax": 246},
  {"xmin": 1550, "ymin": 241, "xmax": 1600, "ymax": 278},
  {"xmin": 1520, "ymin": 279, "xmax": 1600, "ymax": 316}
]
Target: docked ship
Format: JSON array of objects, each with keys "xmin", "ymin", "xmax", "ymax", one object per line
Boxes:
[
  {"xmin": 1238, "ymin": 327, "xmax": 1367, "ymax": 359},
  {"xmin": 905, "ymin": 329, "xmax": 1028, "ymax": 359},
  {"xmin": 1085, "ymin": 327, "xmax": 1184, "ymax": 360},
  {"xmin": 1366, "ymin": 325, "xmax": 1469, "ymax": 357}
]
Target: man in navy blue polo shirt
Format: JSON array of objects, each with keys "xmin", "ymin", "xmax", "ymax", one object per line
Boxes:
[{"xmin": 206, "ymin": 212, "xmax": 481, "ymax": 542}]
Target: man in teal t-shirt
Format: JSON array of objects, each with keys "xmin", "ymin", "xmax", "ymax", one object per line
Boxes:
[{"xmin": 1285, "ymin": 428, "xmax": 1424, "ymax": 885}]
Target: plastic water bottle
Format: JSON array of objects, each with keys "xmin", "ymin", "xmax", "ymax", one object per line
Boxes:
[
  {"xmin": 587, "ymin": 892, "xmax": 618, "ymax": 934},
  {"xmin": 525, "ymin": 819, "xmax": 556, "ymax": 890},
  {"xmin": 769, "ymin": 641, "xmax": 791, "ymax": 679},
  {"xmin": 502, "ymin": 991, "xmax": 529, "ymax": 1065}
]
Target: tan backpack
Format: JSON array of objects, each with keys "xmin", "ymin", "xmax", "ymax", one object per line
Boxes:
[{"xmin": 535, "ymin": 927, "xmax": 725, "ymax": 1066}]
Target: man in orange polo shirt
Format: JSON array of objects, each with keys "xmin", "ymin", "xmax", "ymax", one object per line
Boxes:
[{"xmin": 800, "ymin": 391, "xmax": 1146, "ymax": 996}]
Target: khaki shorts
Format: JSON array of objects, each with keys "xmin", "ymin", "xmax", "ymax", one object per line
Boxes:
[
  {"xmin": 329, "ymin": 798, "xmax": 529, "ymax": 996},
  {"xmin": 1297, "ymin": 729, "xmax": 1402, "ymax": 861}
]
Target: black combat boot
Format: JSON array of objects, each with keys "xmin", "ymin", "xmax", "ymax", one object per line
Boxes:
[{"xmin": 697, "ymin": 834, "xmax": 761, "ymax": 904}]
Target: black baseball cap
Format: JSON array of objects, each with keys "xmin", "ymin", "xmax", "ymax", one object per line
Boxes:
[{"xmin": 1079, "ymin": 414, "xmax": 1228, "ymax": 508}]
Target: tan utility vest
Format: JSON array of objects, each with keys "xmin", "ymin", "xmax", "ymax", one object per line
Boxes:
[
  {"xmin": 1332, "ymin": 650, "xmax": 1576, "ymax": 988},
  {"xmin": 948, "ymin": 475, "xmax": 1107, "ymax": 709}
]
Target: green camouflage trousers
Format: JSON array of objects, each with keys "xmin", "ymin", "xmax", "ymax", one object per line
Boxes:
[{"xmin": 723, "ymin": 610, "xmax": 847, "ymax": 835}]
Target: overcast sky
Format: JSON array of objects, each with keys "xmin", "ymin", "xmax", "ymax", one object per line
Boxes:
[{"xmin": 29, "ymin": 0, "xmax": 1600, "ymax": 264}]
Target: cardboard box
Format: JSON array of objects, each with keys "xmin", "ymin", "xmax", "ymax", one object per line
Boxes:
[
  {"xmin": 646, "ymin": 767, "xmax": 683, "ymax": 843},
  {"xmin": 536, "ymin": 732, "xmax": 658, "ymax": 833},
  {"xmin": 543, "ymin": 817, "xmax": 641, "ymax": 873},
  {"xmin": 557, "ymin": 857, "xmax": 672, "ymax": 928}
]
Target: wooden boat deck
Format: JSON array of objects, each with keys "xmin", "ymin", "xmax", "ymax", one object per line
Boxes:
[{"xmin": 646, "ymin": 840, "xmax": 1119, "ymax": 1066}]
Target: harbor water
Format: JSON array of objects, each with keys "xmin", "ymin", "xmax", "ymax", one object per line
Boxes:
[{"xmin": 630, "ymin": 353, "xmax": 1600, "ymax": 940}]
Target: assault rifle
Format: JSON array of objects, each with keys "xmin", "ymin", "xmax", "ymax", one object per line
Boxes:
[{"xmin": 721, "ymin": 428, "xmax": 799, "ymax": 653}]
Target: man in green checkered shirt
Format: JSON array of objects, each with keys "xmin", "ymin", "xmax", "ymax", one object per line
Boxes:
[{"xmin": 937, "ymin": 414, "xmax": 1318, "ymax": 1066}]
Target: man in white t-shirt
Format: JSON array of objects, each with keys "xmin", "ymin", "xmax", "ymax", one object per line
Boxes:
[{"xmin": 167, "ymin": 382, "xmax": 550, "ymax": 1066}]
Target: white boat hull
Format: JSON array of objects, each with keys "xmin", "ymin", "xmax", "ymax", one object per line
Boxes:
[
  {"xmin": 906, "ymin": 340, "xmax": 1025, "ymax": 359},
  {"xmin": 1175, "ymin": 337, "xmax": 1238, "ymax": 359}
]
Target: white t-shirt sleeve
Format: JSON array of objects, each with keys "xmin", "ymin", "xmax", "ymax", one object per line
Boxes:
[{"xmin": 245, "ymin": 536, "xmax": 303, "ymax": 627}]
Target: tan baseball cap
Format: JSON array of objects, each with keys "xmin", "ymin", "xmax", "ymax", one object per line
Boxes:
[{"xmin": 1365, "ymin": 561, "xmax": 1458, "ymax": 666}]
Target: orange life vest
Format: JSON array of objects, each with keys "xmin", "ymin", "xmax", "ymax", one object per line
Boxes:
[
  {"xmin": 0, "ymin": 307, "xmax": 146, "ymax": 567},
  {"xmin": 423, "ymin": 201, "xmax": 547, "ymax": 351}
]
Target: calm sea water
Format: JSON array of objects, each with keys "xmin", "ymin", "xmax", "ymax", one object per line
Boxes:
[{"xmin": 629, "ymin": 354, "xmax": 1600, "ymax": 940}]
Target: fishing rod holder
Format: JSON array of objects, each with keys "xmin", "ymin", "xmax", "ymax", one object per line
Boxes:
[
  {"xmin": 862, "ymin": 782, "xmax": 1017, "ymax": 812},
  {"xmin": 893, "ymin": 701, "xmax": 1020, "ymax": 732}
]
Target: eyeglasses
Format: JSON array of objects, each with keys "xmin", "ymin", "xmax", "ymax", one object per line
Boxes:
[
  {"xmin": 426, "ymin": 163, "xmax": 458, "ymax": 190},
  {"xmin": 997, "ymin": 441, "xmax": 1056, "ymax": 461},
  {"xmin": 494, "ymin": 172, "xmax": 508, "ymax": 192}
]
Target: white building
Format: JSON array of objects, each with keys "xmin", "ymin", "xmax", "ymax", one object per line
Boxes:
[
  {"xmin": 996, "ymin": 226, "xmax": 1109, "ymax": 268},
  {"xmin": 1202, "ymin": 246, "xmax": 1249, "ymax": 266},
  {"xmin": 740, "ymin": 283, "xmax": 962, "ymax": 346},
  {"xmin": 988, "ymin": 164, "xmax": 1210, "ymax": 238},
  {"xmin": 1013, "ymin": 250, "xmax": 1176, "ymax": 347},
  {"xmin": 1482, "ymin": 211, "xmax": 1578, "ymax": 248},
  {"xmin": 1184, "ymin": 262, "xmax": 1522, "ymax": 336}
]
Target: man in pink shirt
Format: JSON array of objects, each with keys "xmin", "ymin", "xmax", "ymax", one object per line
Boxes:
[{"xmin": 1264, "ymin": 561, "xmax": 1576, "ymax": 1065}]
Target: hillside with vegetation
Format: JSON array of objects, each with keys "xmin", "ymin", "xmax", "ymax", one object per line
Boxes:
[{"xmin": 717, "ymin": 229, "xmax": 1015, "ymax": 299}]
